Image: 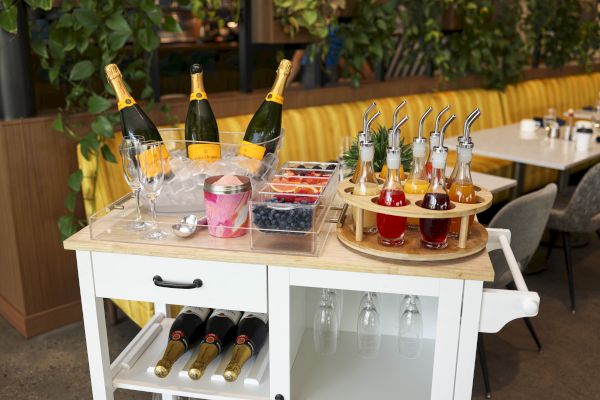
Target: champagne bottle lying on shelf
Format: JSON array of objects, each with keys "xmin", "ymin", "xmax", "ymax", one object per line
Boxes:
[
  {"xmin": 188, "ymin": 309, "xmax": 242, "ymax": 380},
  {"xmin": 239, "ymin": 59, "xmax": 292, "ymax": 160},
  {"xmin": 154, "ymin": 306, "xmax": 211, "ymax": 378},
  {"xmin": 223, "ymin": 312, "xmax": 269, "ymax": 382},
  {"xmin": 185, "ymin": 63, "xmax": 220, "ymax": 161}
]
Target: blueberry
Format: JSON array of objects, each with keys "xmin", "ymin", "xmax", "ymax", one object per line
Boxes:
[
  {"xmin": 296, "ymin": 164, "xmax": 306, "ymax": 170},
  {"xmin": 326, "ymin": 164, "xmax": 337, "ymax": 170},
  {"xmin": 312, "ymin": 165, "xmax": 322, "ymax": 170}
]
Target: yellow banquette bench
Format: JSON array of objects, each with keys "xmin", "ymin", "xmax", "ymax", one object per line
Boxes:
[{"xmin": 79, "ymin": 72, "xmax": 600, "ymax": 327}]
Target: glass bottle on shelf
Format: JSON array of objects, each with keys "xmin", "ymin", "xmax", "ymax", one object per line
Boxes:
[
  {"xmin": 448, "ymin": 108, "xmax": 480, "ymax": 238},
  {"xmin": 351, "ymin": 102, "xmax": 377, "ymax": 183},
  {"xmin": 377, "ymin": 112, "xmax": 409, "ymax": 246},
  {"xmin": 353, "ymin": 106, "xmax": 381, "ymax": 234},
  {"xmin": 420, "ymin": 114, "xmax": 456, "ymax": 249},
  {"xmin": 426, "ymin": 105, "xmax": 450, "ymax": 180},
  {"xmin": 405, "ymin": 107, "xmax": 432, "ymax": 230}
]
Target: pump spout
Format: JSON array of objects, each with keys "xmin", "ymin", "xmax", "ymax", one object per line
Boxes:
[
  {"xmin": 463, "ymin": 108, "xmax": 481, "ymax": 143},
  {"xmin": 439, "ymin": 114, "xmax": 456, "ymax": 149},
  {"xmin": 434, "ymin": 105, "xmax": 451, "ymax": 134},
  {"xmin": 418, "ymin": 106, "xmax": 433, "ymax": 139}
]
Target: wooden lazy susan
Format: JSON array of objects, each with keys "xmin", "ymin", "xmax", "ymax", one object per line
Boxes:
[{"xmin": 336, "ymin": 178, "xmax": 493, "ymax": 261}]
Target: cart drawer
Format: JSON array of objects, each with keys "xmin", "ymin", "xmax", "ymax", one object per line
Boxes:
[{"xmin": 91, "ymin": 252, "xmax": 267, "ymax": 313}]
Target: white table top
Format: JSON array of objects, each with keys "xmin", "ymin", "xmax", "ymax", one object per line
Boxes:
[
  {"xmin": 446, "ymin": 123, "xmax": 600, "ymax": 171},
  {"xmin": 444, "ymin": 167, "xmax": 515, "ymax": 194}
]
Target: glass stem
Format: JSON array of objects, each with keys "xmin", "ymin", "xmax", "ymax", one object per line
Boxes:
[
  {"xmin": 150, "ymin": 196, "xmax": 157, "ymax": 228},
  {"xmin": 135, "ymin": 189, "xmax": 142, "ymax": 221}
]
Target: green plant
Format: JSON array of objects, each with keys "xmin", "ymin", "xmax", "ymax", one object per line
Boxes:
[
  {"xmin": 1, "ymin": 0, "xmax": 182, "ymax": 239},
  {"xmin": 0, "ymin": 0, "xmax": 51, "ymax": 32},
  {"xmin": 342, "ymin": 125, "xmax": 412, "ymax": 174},
  {"xmin": 339, "ymin": 0, "xmax": 399, "ymax": 88}
]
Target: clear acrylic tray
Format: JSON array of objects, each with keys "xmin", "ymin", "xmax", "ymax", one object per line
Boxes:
[{"xmin": 89, "ymin": 161, "xmax": 343, "ymax": 256}]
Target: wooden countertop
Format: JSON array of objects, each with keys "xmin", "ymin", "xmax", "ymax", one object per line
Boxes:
[{"xmin": 64, "ymin": 226, "xmax": 494, "ymax": 282}]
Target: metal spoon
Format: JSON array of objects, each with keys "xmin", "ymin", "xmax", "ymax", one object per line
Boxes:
[{"xmin": 172, "ymin": 214, "xmax": 206, "ymax": 238}]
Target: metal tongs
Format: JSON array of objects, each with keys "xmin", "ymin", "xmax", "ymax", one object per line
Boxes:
[
  {"xmin": 362, "ymin": 102, "xmax": 381, "ymax": 143},
  {"xmin": 389, "ymin": 100, "xmax": 409, "ymax": 148},
  {"xmin": 462, "ymin": 108, "xmax": 481, "ymax": 146}
]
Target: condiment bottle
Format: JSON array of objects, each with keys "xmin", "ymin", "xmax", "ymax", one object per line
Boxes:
[
  {"xmin": 405, "ymin": 107, "xmax": 432, "ymax": 230},
  {"xmin": 377, "ymin": 112, "xmax": 409, "ymax": 246},
  {"xmin": 351, "ymin": 102, "xmax": 377, "ymax": 183},
  {"xmin": 448, "ymin": 108, "xmax": 480, "ymax": 238},
  {"xmin": 420, "ymin": 114, "xmax": 456, "ymax": 249},
  {"xmin": 446, "ymin": 135, "xmax": 465, "ymax": 189},
  {"xmin": 381, "ymin": 100, "xmax": 407, "ymax": 179},
  {"xmin": 353, "ymin": 105, "xmax": 381, "ymax": 234},
  {"xmin": 426, "ymin": 105, "xmax": 451, "ymax": 179}
]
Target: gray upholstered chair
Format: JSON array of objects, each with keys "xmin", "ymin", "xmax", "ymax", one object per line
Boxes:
[
  {"xmin": 478, "ymin": 183, "xmax": 557, "ymax": 399},
  {"xmin": 546, "ymin": 163, "xmax": 600, "ymax": 314}
]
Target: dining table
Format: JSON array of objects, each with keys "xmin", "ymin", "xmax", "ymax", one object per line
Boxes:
[{"xmin": 445, "ymin": 123, "xmax": 600, "ymax": 197}]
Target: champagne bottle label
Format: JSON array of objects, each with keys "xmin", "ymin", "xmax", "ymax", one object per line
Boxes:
[
  {"xmin": 236, "ymin": 312, "xmax": 268, "ymax": 354},
  {"xmin": 190, "ymin": 91, "xmax": 208, "ymax": 101},
  {"xmin": 265, "ymin": 92, "xmax": 284, "ymax": 105},
  {"xmin": 117, "ymin": 97, "xmax": 137, "ymax": 111},
  {"xmin": 188, "ymin": 143, "xmax": 221, "ymax": 162},
  {"xmin": 203, "ymin": 309, "xmax": 242, "ymax": 351},
  {"xmin": 239, "ymin": 140, "xmax": 267, "ymax": 160}
]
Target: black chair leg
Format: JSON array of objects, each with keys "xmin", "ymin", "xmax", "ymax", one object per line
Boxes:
[
  {"xmin": 477, "ymin": 333, "xmax": 492, "ymax": 399},
  {"xmin": 546, "ymin": 229, "xmax": 559, "ymax": 260},
  {"xmin": 562, "ymin": 232, "xmax": 576, "ymax": 314},
  {"xmin": 522, "ymin": 317, "xmax": 543, "ymax": 352}
]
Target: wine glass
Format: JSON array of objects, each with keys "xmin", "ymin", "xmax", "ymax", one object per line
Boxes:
[
  {"xmin": 327, "ymin": 289, "xmax": 344, "ymax": 327},
  {"xmin": 138, "ymin": 142, "xmax": 167, "ymax": 240},
  {"xmin": 359, "ymin": 291, "xmax": 380, "ymax": 311},
  {"xmin": 400, "ymin": 294, "xmax": 422, "ymax": 315},
  {"xmin": 398, "ymin": 295, "xmax": 423, "ymax": 359},
  {"xmin": 313, "ymin": 289, "xmax": 338, "ymax": 355},
  {"xmin": 356, "ymin": 292, "xmax": 381, "ymax": 358},
  {"xmin": 119, "ymin": 136, "xmax": 148, "ymax": 231}
]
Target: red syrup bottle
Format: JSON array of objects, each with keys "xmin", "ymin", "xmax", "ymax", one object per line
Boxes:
[
  {"xmin": 377, "ymin": 110, "xmax": 408, "ymax": 246},
  {"xmin": 420, "ymin": 113, "xmax": 455, "ymax": 249},
  {"xmin": 425, "ymin": 105, "xmax": 450, "ymax": 180}
]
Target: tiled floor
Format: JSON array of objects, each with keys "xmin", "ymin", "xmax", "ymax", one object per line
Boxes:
[{"xmin": 1, "ymin": 234, "xmax": 599, "ymax": 400}]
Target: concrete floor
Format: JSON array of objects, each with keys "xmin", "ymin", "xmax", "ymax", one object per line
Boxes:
[{"xmin": 1, "ymin": 234, "xmax": 598, "ymax": 400}]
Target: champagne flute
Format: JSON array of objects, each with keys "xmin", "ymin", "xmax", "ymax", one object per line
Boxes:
[
  {"xmin": 313, "ymin": 289, "xmax": 338, "ymax": 355},
  {"xmin": 400, "ymin": 294, "xmax": 422, "ymax": 315},
  {"xmin": 119, "ymin": 136, "xmax": 148, "ymax": 231},
  {"xmin": 356, "ymin": 292, "xmax": 381, "ymax": 358},
  {"xmin": 139, "ymin": 142, "xmax": 167, "ymax": 240},
  {"xmin": 327, "ymin": 289, "xmax": 344, "ymax": 327},
  {"xmin": 398, "ymin": 295, "xmax": 423, "ymax": 359},
  {"xmin": 359, "ymin": 291, "xmax": 380, "ymax": 311}
]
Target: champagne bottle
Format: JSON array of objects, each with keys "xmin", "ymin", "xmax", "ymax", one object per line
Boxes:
[
  {"xmin": 154, "ymin": 306, "xmax": 211, "ymax": 378},
  {"xmin": 240, "ymin": 59, "xmax": 292, "ymax": 160},
  {"xmin": 105, "ymin": 64, "xmax": 163, "ymax": 143},
  {"xmin": 188, "ymin": 309, "xmax": 242, "ymax": 380},
  {"xmin": 185, "ymin": 64, "xmax": 220, "ymax": 161},
  {"xmin": 223, "ymin": 312, "xmax": 268, "ymax": 382}
]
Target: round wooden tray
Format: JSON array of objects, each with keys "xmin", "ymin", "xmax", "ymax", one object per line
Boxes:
[
  {"xmin": 336, "ymin": 178, "xmax": 493, "ymax": 253},
  {"xmin": 337, "ymin": 212, "xmax": 488, "ymax": 261}
]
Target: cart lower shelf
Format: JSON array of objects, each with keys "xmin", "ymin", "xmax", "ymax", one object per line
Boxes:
[
  {"xmin": 291, "ymin": 329, "xmax": 435, "ymax": 400},
  {"xmin": 112, "ymin": 317, "xmax": 270, "ymax": 400}
]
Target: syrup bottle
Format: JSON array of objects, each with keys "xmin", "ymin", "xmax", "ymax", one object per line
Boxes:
[
  {"xmin": 351, "ymin": 102, "xmax": 377, "ymax": 184},
  {"xmin": 425, "ymin": 105, "xmax": 450, "ymax": 180},
  {"xmin": 446, "ymin": 135, "xmax": 465, "ymax": 189},
  {"xmin": 377, "ymin": 111, "xmax": 409, "ymax": 246},
  {"xmin": 405, "ymin": 107, "xmax": 432, "ymax": 231},
  {"xmin": 448, "ymin": 108, "xmax": 480, "ymax": 238},
  {"xmin": 420, "ymin": 113, "xmax": 456, "ymax": 249},
  {"xmin": 353, "ymin": 105, "xmax": 381, "ymax": 234}
]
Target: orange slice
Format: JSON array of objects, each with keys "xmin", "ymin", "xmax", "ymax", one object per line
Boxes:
[{"xmin": 270, "ymin": 183, "xmax": 297, "ymax": 193}]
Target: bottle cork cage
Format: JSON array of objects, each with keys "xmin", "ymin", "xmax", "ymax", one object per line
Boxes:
[{"xmin": 336, "ymin": 178, "xmax": 493, "ymax": 261}]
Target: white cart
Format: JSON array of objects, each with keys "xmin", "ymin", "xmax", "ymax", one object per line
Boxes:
[{"xmin": 64, "ymin": 225, "xmax": 538, "ymax": 400}]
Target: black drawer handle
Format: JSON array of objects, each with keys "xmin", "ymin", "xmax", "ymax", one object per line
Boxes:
[{"xmin": 153, "ymin": 275, "xmax": 203, "ymax": 289}]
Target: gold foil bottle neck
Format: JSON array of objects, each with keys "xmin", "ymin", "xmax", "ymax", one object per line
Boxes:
[
  {"xmin": 276, "ymin": 59, "xmax": 292, "ymax": 76},
  {"xmin": 104, "ymin": 64, "xmax": 122, "ymax": 81},
  {"xmin": 190, "ymin": 71, "xmax": 206, "ymax": 96},
  {"xmin": 223, "ymin": 344, "xmax": 253, "ymax": 382},
  {"xmin": 154, "ymin": 340, "xmax": 185, "ymax": 378},
  {"xmin": 188, "ymin": 343, "xmax": 219, "ymax": 380}
]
